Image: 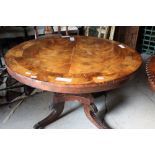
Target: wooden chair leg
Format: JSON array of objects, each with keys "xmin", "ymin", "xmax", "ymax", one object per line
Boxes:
[
  {"xmin": 34, "ymin": 26, "xmax": 38, "ymax": 39},
  {"xmin": 66, "ymin": 26, "xmax": 69, "ymax": 35}
]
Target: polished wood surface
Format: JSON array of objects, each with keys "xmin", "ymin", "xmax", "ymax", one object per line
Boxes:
[
  {"xmin": 5, "ymin": 36, "xmax": 142, "ymax": 93},
  {"xmin": 146, "ymin": 56, "xmax": 155, "ymax": 91}
]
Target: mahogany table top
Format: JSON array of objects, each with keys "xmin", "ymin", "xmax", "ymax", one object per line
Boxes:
[{"xmin": 5, "ymin": 36, "xmax": 142, "ymax": 93}]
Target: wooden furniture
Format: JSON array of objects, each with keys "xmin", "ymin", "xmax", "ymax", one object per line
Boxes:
[
  {"xmin": 5, "ymin": 36, "xmax": 142, "ymax": 129},
  {"xmin": 114, "ymin": 26, "xmax": 140, "ymax": 49},
  {"xmin": 34, "ymin": 26, "xmax": 77, "ymax": 39},
  {"xmin": 85, "ymin": 26, "xmax": 115, "ymax": 40},
  {"xmin": 146, "ymin": 56, "xmax": 155, "ymax": 91},
  {"xmin": 97, "ymin": 26, "xmax": 115, "ymax": 40}
]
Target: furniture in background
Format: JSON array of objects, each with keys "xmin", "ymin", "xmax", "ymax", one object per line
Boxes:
[
  {"xmin": 114, "ymin": 26, "xmax": 140, "ymax": 49},
  {"xmin": 141, "ymin": 26, "xmax": 155, "ymax": 55},
  {"xmin": 97, "ymin": 26, "xmax": 115, "ymax": 40},
  {"xmin": 144, "ymin": 27, "xmax": 155, "ymax": 90},
  {"xmin": 146, "ymin": 56, "xmax": 155, "ymax": 91},
  {"xmin": 0, "ymin": 26, "xmax": 38, "ymax": 105},
  {"xmin": 84, "ymin": 26, "xmax": 115, "ymax": 40},
  {"xmin": 5, "ymin": 36, "xmax": 142, "ymax": 129},
  {"xmin": 34, "ymin": 26, "xmax": 79, "ymax": 39},
  {"xmin": 0, "ymin": 26, "xmax": 28, "ymax": 39}
]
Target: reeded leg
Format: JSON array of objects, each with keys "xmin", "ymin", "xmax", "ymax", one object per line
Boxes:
[{"xmin": 33, "ymin": 93, "xmax": 65, "ymax": 129}]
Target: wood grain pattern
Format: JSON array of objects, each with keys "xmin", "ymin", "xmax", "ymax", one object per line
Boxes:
[{"xmin": 5, "ymin": 36, "xmax": 142, "ymax": 94}]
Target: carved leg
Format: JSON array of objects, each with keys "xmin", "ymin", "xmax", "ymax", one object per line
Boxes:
[
  {"xmin": 63, "ymin": 94, "xmax": 110, "ymax": 129},
  {"xmin": 33, "ymin": 93, "xmax": 65, "ymax": 129},
  {"xmin": 33, "ymin": 93, "xmax": 110, "ymax": 129},
  {"xmin": 84, "ymin": 92, "xmax": 110, "ymax": 129},
  {"xmin": 83, "ymin": 103, "xmax": 110, "ymax": 129}
]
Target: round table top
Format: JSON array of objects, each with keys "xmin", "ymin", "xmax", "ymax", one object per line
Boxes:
[{"xmin": 5, "ymin": 36, "xmax": 142, "ymax": 94}]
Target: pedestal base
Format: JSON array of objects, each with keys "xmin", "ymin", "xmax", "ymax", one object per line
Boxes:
[{"xmin": 33, "ymin": 93, "xmax": 110, "ymax": 129}]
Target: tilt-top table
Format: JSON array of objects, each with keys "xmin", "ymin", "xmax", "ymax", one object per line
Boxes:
[{"xmin": 5, "ymin": 36, "xmax": 142, "ymax": 129}]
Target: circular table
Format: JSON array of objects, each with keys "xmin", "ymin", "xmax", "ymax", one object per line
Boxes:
[{"xmin": 5, "ymin": 36, "xmax": 142, "ymax": 129}]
